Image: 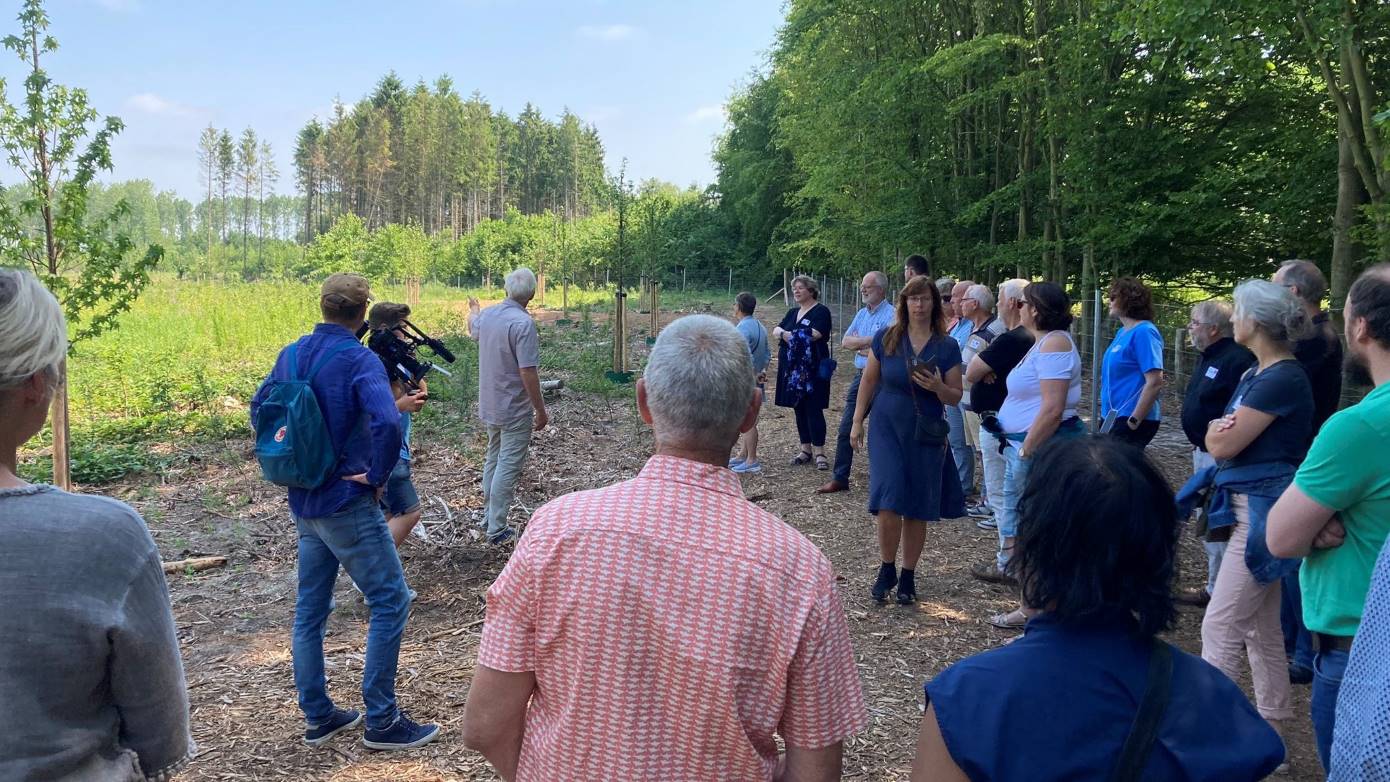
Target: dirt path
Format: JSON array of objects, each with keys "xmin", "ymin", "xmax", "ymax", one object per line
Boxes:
[{"xmin": 125, "ymin": 312, "xmax": 1320, "ymax": 780}]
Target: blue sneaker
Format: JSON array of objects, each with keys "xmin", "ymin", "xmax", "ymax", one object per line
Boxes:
[
  {"xmin": 304, "ymin": 708, "xmax": 362, "ymax": 747},
  {"xmin": 731, "ymin": 460, "xmax": 762, "ymax": 474},
  {"xmin": 488, "ymin": 528, "xmax": 516, "ymax": 546},
  {"xmin": 728, "ymin": 456, "xmax": 746, "ymax": 468},
  {"xmin": 362, "ymin": 712, "xmax": 441, "ymax": 751}
]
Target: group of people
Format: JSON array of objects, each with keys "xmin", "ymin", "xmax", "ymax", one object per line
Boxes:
[{"xmin": 3, "ymin": 255, "xmax": 1390, "ymax": 780}]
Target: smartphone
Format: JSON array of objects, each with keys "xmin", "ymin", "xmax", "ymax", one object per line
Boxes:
[{"xmin": 912, "ymin": 354, "xmax": 939, "ymax": 377}]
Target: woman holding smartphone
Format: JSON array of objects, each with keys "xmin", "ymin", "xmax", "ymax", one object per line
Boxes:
[{"xmin": 850, "ymin": 275, "xmax": 965, "ymax": 605}]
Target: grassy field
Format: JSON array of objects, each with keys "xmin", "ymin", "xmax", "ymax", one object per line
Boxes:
[{"xmin": 20, "ymin": 276, "xmax": 637, "ymax": 484}]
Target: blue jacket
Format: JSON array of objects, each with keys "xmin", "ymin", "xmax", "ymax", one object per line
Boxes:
[
  {"xmin": 1177, "ymin": 463, "xmax": 1301, "ymax": 585},
  {"xmin": 251, "ymin": 323, "xmax": 401, "ymax": 519}
]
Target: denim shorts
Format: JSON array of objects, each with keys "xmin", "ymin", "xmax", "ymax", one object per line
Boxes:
[{"xmin": 381, "ymin": 460, "xmax": 420, "ymax": 516}]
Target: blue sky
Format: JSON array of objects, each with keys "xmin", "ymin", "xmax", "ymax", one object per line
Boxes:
[{"xmin": 17, "ymin": 0, "xmax": 785, "ymax": 200}]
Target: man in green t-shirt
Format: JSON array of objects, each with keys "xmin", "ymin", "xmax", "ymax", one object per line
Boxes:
[{"xmin": 1269, "ymin": 264, "xmax": 1390, "ymax": 773}]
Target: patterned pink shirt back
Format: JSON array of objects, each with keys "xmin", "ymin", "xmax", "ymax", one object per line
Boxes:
[{"xmin": 478, "ymin": 455, "xmax": 868, "ymax": 781}]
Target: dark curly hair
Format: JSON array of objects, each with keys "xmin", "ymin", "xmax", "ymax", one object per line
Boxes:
[
  {"xmin": 1009, "ymin": 436, "xmax": 1179, "ymax": 637},
  {"xmin": 1108, "ymin": 277, "xmax": 1155, "ymax": 321},
  {"xmin": 1023, "ymin": 282, "xmax": 1074, "ymax": 332}
]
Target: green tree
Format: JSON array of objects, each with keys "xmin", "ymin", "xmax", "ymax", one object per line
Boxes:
[{"xmin": 0, "ymin": 0, "xmax": 161, "ymax": 487}]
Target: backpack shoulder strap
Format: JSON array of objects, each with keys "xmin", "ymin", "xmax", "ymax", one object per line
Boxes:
[
  {"xmin": 1108, "ymin": 640, "xmax": 1175, "ymax": 782},
  {"xmin": 283, "ymin": 342, "xmax": 301, "ymax": 381},
  {"xmin": 305, "ymin": 340, "xmax": 358, "ymax": 382}
]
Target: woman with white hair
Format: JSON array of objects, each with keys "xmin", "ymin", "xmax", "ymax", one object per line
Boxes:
[
  {"xmin": 1198, "ymin": 279, "xmax": 1314, "ymax": 772},
  {"xmin": 0, "ymin": 269, "xmax": 193, "ymax": 781}
]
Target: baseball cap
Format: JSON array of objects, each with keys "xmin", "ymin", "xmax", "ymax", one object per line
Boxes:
[{"xmin": 320, "ymin": 273, "xmax": 371, "ymax": 309}]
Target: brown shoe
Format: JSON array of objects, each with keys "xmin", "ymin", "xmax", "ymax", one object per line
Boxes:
[
  {"xmin": 970, "ymin": 561, "xmax": 1018, "ymax": 586},
  {"xmin": 1175, "ymin": 588, "xmax": 1211, "ymax": 607},
  {"xmin": 816, "ymin": 479, "xmax": 848, "ymax": 494}
]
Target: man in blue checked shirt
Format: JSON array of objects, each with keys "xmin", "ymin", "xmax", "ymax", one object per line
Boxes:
[
  {"xmin": 819, "ymin": 270, "xmax": 896, "ymax": 493},
  {"xmin": 250, "ymin": 273, "xmax": 440, "ymax": 752}
]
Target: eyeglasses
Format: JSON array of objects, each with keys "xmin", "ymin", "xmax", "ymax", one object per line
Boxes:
[
  {"xmin": 860, "ymin": 285, "xmax": 881, "ymax": 292},
  {"xmin": 1187, "ymin": 320, "xmax": 1215, "ymax": 328}
]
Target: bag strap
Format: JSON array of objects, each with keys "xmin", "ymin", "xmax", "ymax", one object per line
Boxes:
[{"xmin": 1108, "ymin": 640, "xmax": 1174, "ymax": 782}]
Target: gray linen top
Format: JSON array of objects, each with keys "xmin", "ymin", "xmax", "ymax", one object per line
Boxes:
[
  {"xmin": 471, "ymin": 298, "xmax": 540, "ymax": 427},
  {"xmin": 0, "ymin": 485, "xmax": 193, "ymax": 781}
]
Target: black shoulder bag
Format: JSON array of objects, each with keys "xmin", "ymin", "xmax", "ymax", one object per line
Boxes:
[
  {"xmin": 906, "ymin": 336, "xmax": 950, "ymax": 446},
  {"xmin": 1108, "ymin": 640, "xmax": 1174, "ymax": 782}
]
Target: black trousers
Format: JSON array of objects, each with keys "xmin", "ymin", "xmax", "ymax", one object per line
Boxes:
[
  {"xmin": 1110, "ymin": 418, "xmax": 1160, "ymax": 449},
  {"xmin": 794, "ymin": 400, "xmax": 827, "ymax": 447}
]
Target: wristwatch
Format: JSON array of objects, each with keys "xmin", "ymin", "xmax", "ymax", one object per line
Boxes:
[{"xmin": 1128, "ymin": 416, "xmax": 1140, "ymax": 429}]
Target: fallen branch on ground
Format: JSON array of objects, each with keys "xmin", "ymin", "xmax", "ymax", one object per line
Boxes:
[{"xmin": 162, "ymin": 556, "xmax": 228, "ymax": 575}]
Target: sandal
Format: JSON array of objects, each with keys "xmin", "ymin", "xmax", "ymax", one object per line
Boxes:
[
  {"xmin": 791, "ymin": 451, "xmax": 813, "ymax": 466},
  {"xmin": 814, "ymin": 454, "xmax": 829, "ymax": 471},
  {"xmin": 988, "ymin": 608, "xmax": 1030, "ymax": 630}
]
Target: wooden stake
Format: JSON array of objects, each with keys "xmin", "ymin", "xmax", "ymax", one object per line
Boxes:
[{"xmin": 51, "ymin": 363, "xmax": 70, "ymax": 490}]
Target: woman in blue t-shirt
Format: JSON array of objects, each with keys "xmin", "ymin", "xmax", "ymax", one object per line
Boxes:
[
  {"xmin": 1101, "ymin": 277, "xmax": 1166, "ymax": 448},
  {"xmin": 1200, "ymin": 280, "xmax": 1313, "ymax": 768},
  {"xmin": 909, "ymin": 436, "xmax": 1285, "ymax": 781}
]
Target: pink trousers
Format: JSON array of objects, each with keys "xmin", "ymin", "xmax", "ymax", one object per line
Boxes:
[{"xmin": 1199, "ymin": 494, "xmax": 1293, "ymax": 721}]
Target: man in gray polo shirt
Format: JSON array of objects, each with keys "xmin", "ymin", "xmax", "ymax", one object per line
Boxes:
[{"xmin": 468, "ymin": 267, "xmax": 549, "ymax": 545}]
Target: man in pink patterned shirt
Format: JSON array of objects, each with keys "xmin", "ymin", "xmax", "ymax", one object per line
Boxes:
[{"xmin": 462, "ymin": 314, "xmax": 867, "ymax": 781}]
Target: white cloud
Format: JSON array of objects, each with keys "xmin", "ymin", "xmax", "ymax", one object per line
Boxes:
[
  {"xmin": 576, "ymin": 24, "xmax": 640, "ymax": 42},
  {"xmin": 685, "ymin": 104, "xmax": 726, "ymax": 124},
  {"xmin": 123, "ymin": 93, "xmax": 200, "ymax": 118}
]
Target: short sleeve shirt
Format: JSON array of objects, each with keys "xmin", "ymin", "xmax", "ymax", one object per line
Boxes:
[
  {"xmin": 960, "ymin": 317, "xmax": 1006, "ymax": 408},
  {"xmin": 1329, "ymin": 536, "xmax": 1390, "ymax": 779},
  {"xmin": 1222, "ymin": 360, "xmax": 1314, "ymax": 469},
  {"xmin": 738, "ymin": 316, "xmax": 770, "ymax": 374},
  {"xmin": 1295, "ymin": 382, "xmax": 1390, "ymax": 636},
  {"xmin": 1101, "ymin": 321, "xmax": 1165, "ymax": 420},
  {"xmin": 477, "ymin": 456, "xmax": 868, "ymax": 781},
  {"xmin": 970, "ymin": 326, "xmax": 1034, "ymax": 414},
  {"xmin": 474, "ymin": 299, "xmax": 540, "ymax": 427},
  {"xmin": 844, "ymin": 302, "xmax": 896, "ymax": 370}
]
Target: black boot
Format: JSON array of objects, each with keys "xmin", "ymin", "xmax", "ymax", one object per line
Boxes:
[
  {"xmin": 871, "ymin": 562, "xmax": 898, "ymax": 602},
  {"xmin": 897, "ymin": 569, "xmax": 917, "ymax": 605}
]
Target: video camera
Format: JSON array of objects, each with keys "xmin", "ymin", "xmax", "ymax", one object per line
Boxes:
[{"xmin": 358, "ymin": 303, "xmax": 456, "ymax": 390}]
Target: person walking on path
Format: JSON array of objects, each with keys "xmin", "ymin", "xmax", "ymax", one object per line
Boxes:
[
  {"xmin": 462, "ymin": 315, "xmax": 868, "ymax": 782},
  {"xmin": 0, "ymin": 269, "xmax": 195, "ymax": 780},
  {"xmin": 730, "ymin": 291, "xmax": 771, "ymax": 474},
  {"xmin": 1178, "ymin": 300, "xmax": 1255, "ymax": 607},
  {"xmin": 773, "ymin": 275, "xmax": 834, "ymax": 470},
  {"xmin": 1269, "ymin": 265, "xmax": 1390, "ymax": 774},
  {"xmin": 819, "ymin": 271, "xmax": 894, "ymax": 493},
  {"xmin": 1100, "ymin": 277, "xmax": 1165, "ymax": 449},
  {"xmin": 252, "ymin": 273, "xmax": 439, "ymax": 750},
  {"xmin": 850, "ymin": 276, "xmax": 966, "ymax": 606},
  {"xmin": 468, "ymin": 267, "xmax": 549, "ymax": 546}
]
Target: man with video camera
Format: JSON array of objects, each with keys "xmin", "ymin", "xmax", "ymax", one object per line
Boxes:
[
  {"xmin": 366, "ymin": 302, "xmax": 430, "ymax": 548},
  {"xmin": 250, "ymin": 273, "xmax": 439, "ymax": 752}
]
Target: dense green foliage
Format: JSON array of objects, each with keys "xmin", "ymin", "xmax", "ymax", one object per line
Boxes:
[{"xmin": 712, "ymin": 0, "xmax": 1390, "ymax": 302}]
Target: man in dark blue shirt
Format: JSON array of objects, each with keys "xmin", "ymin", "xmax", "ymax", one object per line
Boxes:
[
  {"xmin": 251, "ymin": 273, "xmax": 439, "ymax": 751},
  {"xmin": 1179, "ymin": 300, "xmax": 1253, "ymax": 608}
]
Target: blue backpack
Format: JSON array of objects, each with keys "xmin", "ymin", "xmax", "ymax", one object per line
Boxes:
[{"xmin": 254, "ymin": 340, "xmax": 356, "ymax": 489}]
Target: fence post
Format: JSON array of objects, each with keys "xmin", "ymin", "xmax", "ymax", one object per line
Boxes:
[
  {"xmin": 727, "ymin": 269, "xmax": 733, "ymax": 295},
  {"xmin": 1091, "ymin": 289, "xmax": 1103, "ymax": 427},
  {"xmin": 1174, "ymin": 328, "xmax": 1185, "ymax": 392},
  {"xmin": 784, "ymin": 269, "xmax": 790, "ymax": 306},
  {"xmin": 682, "ymin": 267, "xmax": 687, "ymax": 292}
]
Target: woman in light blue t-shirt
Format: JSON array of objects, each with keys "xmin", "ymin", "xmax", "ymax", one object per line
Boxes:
[{"xmin": 1101, "ymin": 277, "xmax": 1165, "ymax": 449}]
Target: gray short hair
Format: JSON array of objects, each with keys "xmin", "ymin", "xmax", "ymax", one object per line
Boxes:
[
  {"xmin": 1192, "ymin": 300, "xmax": 1235, "ymax": 337},
  {"xmin": 999, "ymin": 278, "xmax": 1030, "ymax": 306},
  {"xmin": 0, "ymin": 269, "xmax": 66, "ymax": 391},
  {"xmin": 504, "ymin": 267, "xmax": 537, "ymax": 301},
  {"xmin": 936, "ymin": 277, "xmax": 955, "ymax": 297},
  {"xmin": 1277, "ymin": 260, "xmax": 1327, "ymax": 307},
  {"xmin": 643, "ymin": 314, "xmax": 754, "ymax": 451},
  {"xmin": 1234, "ymin": 280, "xmax": 1310, "ymax": 344},
  {"xmin": 966, "ymin": 284, "xmax": 995, "ymax": 312},
  {"xmin": 867, "ymin": 270, "xmax": 888, "ymax": 290},
  {"xmin": 790, "ymin": 274, "xmax": 820, "ymax": 300}
]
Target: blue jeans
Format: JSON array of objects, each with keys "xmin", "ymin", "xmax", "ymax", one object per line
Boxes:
[
  {"xmin": 292, "ymin": 495, "xmax": 411, "ymax": 730},
  {"xmin": 1312, "ymin": 647, "xmax": 1349, "ymax": 773},
  {"xmin": 1281, "ymin": 567, "xmax": 1314, "ymax": 670},
  {"xmin": 996, "ymin": 442, "xmax": 1030, "ymax": 570},
  {"xmin": 946, "ymin": 403, "xmax": 974, "ymax": 495},
  {"xmin": 832, "ymin": 371, "xmax": 867, "ymax": 483}
]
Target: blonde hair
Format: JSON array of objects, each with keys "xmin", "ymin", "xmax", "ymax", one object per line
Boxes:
[
  {"xmin": 790, "ymin": 274, "xmax": 820, "ymax": 300},
  {"xmin": 0, "ymin": 269, "xmax": 66, "ymax": 390}
]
